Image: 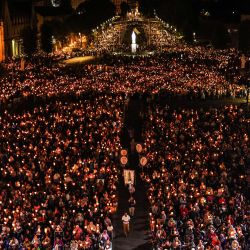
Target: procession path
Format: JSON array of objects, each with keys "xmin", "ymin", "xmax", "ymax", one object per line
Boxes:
[{"xmin": 113, "ymin": 94, "xmax": 151, "ymax": 250}]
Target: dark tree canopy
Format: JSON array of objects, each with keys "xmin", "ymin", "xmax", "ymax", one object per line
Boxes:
[
  {"xmin": 211, "ymin": 23, "xmax": 230, "ymax": 49},
  {"xmin": 41, "ymin": 23, "xmax": 53, "ymax": 53},
  {"xmin": 77, "ymin": 0, "xmax": 115, "ymax": 31},
  {"xmin": 138, "ymin": 0, "xmax": 155, "ymax": 17},
  {"xmin": 239, "ymin": 21, "xmax": 250, "ymax": 53},
  {"xmin": 46, "ymin": 19, "xmax": 67, "ymax": 40},
  {"xmin": 155, "ymin": 0, "xmax": 199, "ymax": 42},
  {"xmin": 65, "ymin": 14, "xmax": 86, "ymax": 34},
  {"xmin": 22, "ymin": 27, "xmax": 37, "ymax": 56},
  {"xmin": 120, "ymin": 1, "xmax": 130, "ymax": 18}
]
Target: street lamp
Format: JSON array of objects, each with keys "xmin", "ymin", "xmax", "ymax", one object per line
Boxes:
[{"xmin": 79, "ymin": 33, "xmax": 82, "ymax": 48}]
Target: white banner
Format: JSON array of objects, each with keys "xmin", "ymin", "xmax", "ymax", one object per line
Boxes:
[{"xmin": 123, "ymin": 169, "xmax": 135, "ymax": 185}]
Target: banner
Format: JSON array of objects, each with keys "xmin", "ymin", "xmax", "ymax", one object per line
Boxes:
[
  {"xmin": 133, "ymin": 28, "xmax": 140, "ymax": 35},
  {"xmin": 123, "ymin": 169, "xmax": 135, "ymax": 185}
]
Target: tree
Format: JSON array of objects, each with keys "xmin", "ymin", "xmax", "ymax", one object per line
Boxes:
[
  {"xmin": 138, "ymin": 0, "xmax": 155, "ymax": 17},
  {"xmin": 239, "ymin": 21, "xmax": 250, "ymax": 52},
  {"xmin": 47, "ymin": 19, "xmax": 67, "ymax": 43},
  {"xmin": 65, "ymin": 14, "xmax": 86, "ymax": 34},
  {"xmin": 41, "ymin": 23, "xmax": 53, "ymax": 53},
  {"xmin": 22, "ymin": 27, "xmax": 37, "ymax": 56},
  {"xmin": 120, "ymin": 1, "xmax": 130, "ymax": 17},
  {"xmin": 212, "ymin": 23, "xmax": 229, "ymax": 49},
  {"xmin": 155, "ymin": 0, "xmax": 199, "ymax": 36},
  {"xmin": 77, "ymin": 0, "xmax": 115, "ymax": 31},
  {"xmin": 183, "ymin": 24, "xmax": 193, "ymax": 44}
]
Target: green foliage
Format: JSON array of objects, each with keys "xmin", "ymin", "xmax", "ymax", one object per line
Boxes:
[
  {"xmin": 239, "ymin": 21, "xmax": 250, "ymax": 52},
  {"xmin": 41, "ymin": 23, "xmax": 53, "ymax": 53},
  {"xmin": 22, "ymin": 27, "xmax": 37, "ymax": 56}
]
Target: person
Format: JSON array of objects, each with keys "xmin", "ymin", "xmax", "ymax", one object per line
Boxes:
[
  {"xmin": 107, "ymin": 223, "xmax": 114, "ymax": 240},
  {"xmin": 99, "ymin": 230, "xmax": 110, "ymax": 249},
  {"xmin": 128, "ymin": 183, "xmax": 135, "ymax": 195},
  {"xmin": 53, "ymin": 237, "xmax": 63, "ymax": 250},
  {"xmin": 122, "ymin": 212, "xmax": 131, "ymax": 237},
  {"xmin": 128, "ymin": 196, "xmax": 136, "ymax": 217},
  {"xmin": 131, "ymin": 138, "xmax": 135, "ymax": 153}
]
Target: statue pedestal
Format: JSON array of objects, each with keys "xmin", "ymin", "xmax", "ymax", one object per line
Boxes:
[{"xmin": 131, "ymin": 43, "xmax": 137, "ymax": 53}]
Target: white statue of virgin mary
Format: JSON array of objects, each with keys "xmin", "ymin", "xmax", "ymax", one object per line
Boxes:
[{"xmin": 132, "ymin": 31, "xmax": 136, "ymax": 44}]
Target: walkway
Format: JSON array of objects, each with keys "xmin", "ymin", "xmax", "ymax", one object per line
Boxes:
[
  {"xmin": 112, "ymin": 94, "xmax": 151, "ymax": 250},
  {"xmin": 112, "ymin": 95, "xmax": 249, "ymax": 250}
]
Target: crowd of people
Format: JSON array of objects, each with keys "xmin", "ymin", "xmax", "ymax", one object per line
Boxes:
[
  {"xmin": 0, "ymin": 94, "xmax": 124, "ymax": 249},
  {"xmin": 141, "ymin": 103, "xmax": 249, "ymax": 249},
  {"xmin": 0, "ymin": 43, "xmax": 249, "ymax": 250},
  {"xmin": 0, "ymin": 47, "xmax": 247, "ymax": 110}
]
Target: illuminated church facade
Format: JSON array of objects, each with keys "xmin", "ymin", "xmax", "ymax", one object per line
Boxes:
[
  {"xmin": 0, "ymin": 0, "xmax": 36, "ymax": 61},
  {"xmin": 0, "ymin": 0, "xmax": 138, "ymax": 62}
]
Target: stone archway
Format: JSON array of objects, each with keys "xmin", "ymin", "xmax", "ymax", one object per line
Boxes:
[{"xmin": 121, "ymin": 24, "xmax": 147, "ymax": 52}]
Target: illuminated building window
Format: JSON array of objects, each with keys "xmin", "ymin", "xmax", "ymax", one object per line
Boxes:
[
  {"xmin": 12, "ymin": 39, "xmax": 16, "ymax": 57},
  {"xmin": 12, "ymin": 39, "xmax": 23, "ymax": 57}
]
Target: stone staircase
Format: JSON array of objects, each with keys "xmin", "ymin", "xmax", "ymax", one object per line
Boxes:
[{"xmin": 94, "ymin": 20, "xmax": 128, "ymax": 52}]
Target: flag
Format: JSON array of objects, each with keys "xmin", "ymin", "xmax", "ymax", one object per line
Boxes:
[
  {"xmin": 133, "ymin": 28, "xmax": 140, "ymax": 35},
  {"xmin": 20, "ymin": 58, "xmax": 25, "ymax": 71}
]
